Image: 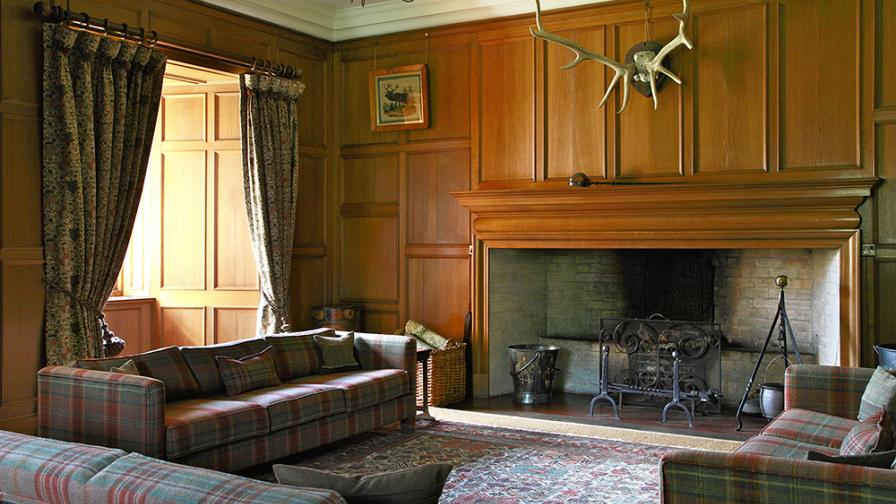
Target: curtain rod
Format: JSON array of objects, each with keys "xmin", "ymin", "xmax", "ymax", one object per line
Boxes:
[{"xmin": 32, "ymin": 1, "xmax": 303, "ymax": 79}]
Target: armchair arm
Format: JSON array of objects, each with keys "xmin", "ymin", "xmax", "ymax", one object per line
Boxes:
[
  {"xmin": 352, "ymin": 332, "xmax": 416, "ymax": 393},
  {"xmin": 661, "ymin": 450, "xmax": 896, "ymax": 504},
  {"xmin": 784, "ymin": 364, "xmax": 874, "ymax": 419},
  {"xmin": 38, "ymin": 366, "xmax": 166, "ymax": 458}
]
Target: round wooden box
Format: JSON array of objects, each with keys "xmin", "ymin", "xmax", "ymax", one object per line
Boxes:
[{"xmin": 311, "ymin": 305, "xmax": 363, "ymax": 331}]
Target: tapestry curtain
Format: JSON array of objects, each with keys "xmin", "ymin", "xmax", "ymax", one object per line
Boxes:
[
  {"xmin": 239, "ymin": 74, "xmax": 305, "ymax": 335},
  {"xmin": 42, "ymin": 24, "xmax": 166, "ymax": 365}
]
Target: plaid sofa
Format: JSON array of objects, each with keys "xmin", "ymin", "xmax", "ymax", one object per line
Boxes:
[
  {"xmin": 38, "ymin": 330, "xmax": 416, "ymax": 473},
  {"xmin": 661, "ymin": 365, "xmax": 896, "ymax": 503},
  {"xmin": 0, "ymin": 429, "xmax": 344, "ymax": 503}
]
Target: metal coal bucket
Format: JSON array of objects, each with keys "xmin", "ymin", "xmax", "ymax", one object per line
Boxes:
[{"xmin": 508, "ymin": 344, "xmax": 560, "ymax": 405}]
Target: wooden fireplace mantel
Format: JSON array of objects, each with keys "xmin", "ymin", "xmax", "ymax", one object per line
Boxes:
[{"xmin": 453, "ymin": 178, "xmax": 878, "ymax": 398}]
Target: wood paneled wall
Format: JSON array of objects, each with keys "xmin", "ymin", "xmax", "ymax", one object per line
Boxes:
[
  {"xmin": 0, "ymin": 0, "xmax": 335, "ymax": 432},
  {"xmin": 332, "ymin": 0, "xmax": 892, "ymax": 358}
]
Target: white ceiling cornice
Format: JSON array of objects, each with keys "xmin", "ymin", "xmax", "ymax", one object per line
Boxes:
[{"xmin": 203, "ymin": 0, "xmax": 611, "ymax": 42}]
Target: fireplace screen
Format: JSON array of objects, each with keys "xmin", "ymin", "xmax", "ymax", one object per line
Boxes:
[{"xmin": 599, "ymin": 316, "xmax": 723, "ymax": 415}]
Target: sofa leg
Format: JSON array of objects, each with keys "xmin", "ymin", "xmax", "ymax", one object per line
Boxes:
[{"xmin": 400, "ymin": 418, "xmax": 415, "ymax": 434}]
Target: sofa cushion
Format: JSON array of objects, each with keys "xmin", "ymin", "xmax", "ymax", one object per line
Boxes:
[
  {"xmin": 314, "ymin": 332, "xmax": 361, "ymax": 373},
  {"xmin": 265, "ymin": 329, "xmax": 331, "ymax": 380},
  {"xmin": 840, "ymin": 409, "xmax": 893, "ymax": 455},
  {"xmin": 858, "ymin": 366, "xmax": 896, "ymax": 426},
  {"xmin": 229, "ymin": 383, "xmax": 347, "ymax": 431},
  {"xmin": 274, "ymin": 463, "xmax": 453, "ymax": 504},
  {"xmin": 181, "ymin": 338, "xmax": 268, "ymax": 396},
  {"xmin": 293, "ymin": 369, "xmax": 410, "ymax": 412},
  {"xmin": 76, "ymin": 346, "xmax": 199, "ymax": 402},
  {"xmin": 735, "ymin": 434, "xmax": 840, "ymax": 459},
  {"xmin": 85, "ymin": 452, "xmax": 345, "ymax": 504},
  {"xmin": 216, "ymin": 346, "xmax": 282, "ymax": 396},
  {"xmin": 760, "ymin": 408, "xmax": 858, "ymax": 449},
  {"xmin": 0, "ymin": 430, "xmax": 126, "ymax": 504},
  {"xmin": 806, "ymin": 449, "xmax": 896, "ymax": 469},
  {"xmin": 165, "ymin": 398, "xmax": 270, "ymax": 459}
]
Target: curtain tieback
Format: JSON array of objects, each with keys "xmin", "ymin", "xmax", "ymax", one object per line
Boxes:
[
  {"xmin": 43, "ymin": 279, "xmax": 104, "ymax": 319},
  {"xmin": 262, "ymin": 292, "xmax": 291, "ymax": 332}
]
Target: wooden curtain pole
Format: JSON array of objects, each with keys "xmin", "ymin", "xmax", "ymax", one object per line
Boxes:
[{"xmin": 32, "ymin": 1, "xmax": 303, "ymax": 79}]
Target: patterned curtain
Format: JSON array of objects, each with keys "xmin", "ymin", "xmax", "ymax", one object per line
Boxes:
[
  {"xmin": 239, "ymin": 74, "xmax": 305, "ymax": 334},
  {"xmin": 42, "ymin": 24, "xmax": 166, "ymax": 365}
]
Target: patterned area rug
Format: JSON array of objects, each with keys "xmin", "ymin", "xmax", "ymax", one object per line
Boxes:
[{"xmin": 241, "ymin": 420, "xmax": 675, "ymax": 503}]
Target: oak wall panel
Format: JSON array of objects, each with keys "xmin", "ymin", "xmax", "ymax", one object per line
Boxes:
[
  {"xmin": 545, "ymin": 27, "xmax": 606, "ymax": 180},
  {"xmin": 779, "ymin": 0, "xmax": 860, "ymax": 170},
  {"xmin": 342, "ymin": 216, "xmax": 399, "ymax": 303},
  {"xmin": 343, "ymin": 155, "xmax": 400, "ymax": 204},
  {"xmin": 407, "ymin": 150, "xmax": 470, "ymax": 245},
  {"xmin": 214, "ymin": 93, "xmax": 241, "ymax": 141},
  {"xmin": 693, "ymin": 4, "xmax": 765, "ymax": 174},
  {"xmin": 408, "ymin": 258, "xmax": 470, "ymax": 338},
  {"xmin": 1, "ymin": 114, "xmax": 41, "ymax": 246},
  {"xmin": 214, "ymin": 151, "xmax": 258, "ymax": 290},
  {"xmin": 296, "ymin": 156, "xmax": 328, "ymax": 246},
  {"xmin": 290, "ymin": 256, "xmax": 328, "ymax": 330},
  {"xmin": 162, "ymin": 94, "xmax": 207, "ymax": 142},
  {"xmin": 480, "ymin": 37, "xmax": 535, "ymax": 182},
  {"xmin": 615, "ymin": 19, "xmax": 682, "ymax": 178},
  {"xmin": 875, "ymin": 125, "xmax": 896, "ymax": 245},
  {"xmin": 160, "ymin": 307, "xmax": 205, "ymax": 347},
  {"xmin": 148, "ymin": 10, "xmax": 213, "ymax": 48},
  {"xmin": 104, "ymin": 299, "xmax": 153, "ymax": 356},
  {"xmin": 214, "ymin": 307, "xmax": 257, "ymax": 343},
  {"xmin": 878, "ymin": 0, "xmax": 896, "ymax": 108},
  {"xmin": 342, "ymin": 57, "xmax": 398, "ymax": 146},
  {"xmin": 68, "ymin": 1, "xmax": 141, "ymax": 27},
  {"xmin": 408, "ymin": 45, "xmax": 472, "ymax": 142},
  {"xmin": 281, "ymin": 52, "xmax": 329, "ymax": 149},
  {"xmin": 161, "ymin": 151, "xmax": 207, "ymax": 290},
  {"xmin": 1, "ymin": 1, "xmax": 42, "ymax": 106},
  {"xmin": 1, "ymin": 261, "xmax": 43, "ymax": 408},
  {"xmin": 363, "ymin": 310, "xmax": 400, "ymax": 334}
]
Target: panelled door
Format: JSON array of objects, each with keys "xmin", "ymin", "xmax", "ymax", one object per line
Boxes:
[{"xmin": 150, "ymin": 82, "xmax": 260, "ymax": 347}]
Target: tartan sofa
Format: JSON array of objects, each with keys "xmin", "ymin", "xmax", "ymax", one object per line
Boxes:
[
  {"xmin": 661, "ymin": 365, "xmax": 896, "ymax": 503},
  {"xmin": 37, "ymin": 330, "xmax": 416, "ymax": 473},
  {"xmin": 0, "ymin": 429, "xmax": 344, "ymax": 503}
]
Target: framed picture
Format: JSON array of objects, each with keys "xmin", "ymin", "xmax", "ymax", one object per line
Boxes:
[{"xmin": 369, "ymin": 64, "xmax": 430, "ymax": 132}]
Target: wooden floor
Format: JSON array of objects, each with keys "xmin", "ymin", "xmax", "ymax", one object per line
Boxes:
[{"xmin": 447, "ymin": 393, "xmax": 769, "ymax": 442}]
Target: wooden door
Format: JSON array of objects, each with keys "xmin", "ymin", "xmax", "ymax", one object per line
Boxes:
[{"xmin": 151, "ymin": 83, "xmax": 260, "ymax": 347}]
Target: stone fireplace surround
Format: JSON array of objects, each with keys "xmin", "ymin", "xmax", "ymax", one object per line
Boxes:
[{"xmin": 453, "ymin": 179, "xmax": 875, "ymax": 400}]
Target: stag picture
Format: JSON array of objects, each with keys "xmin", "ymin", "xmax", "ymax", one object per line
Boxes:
[{"xmin": 369, "ymin": 64, "xmax": 430, "ymax": 132}]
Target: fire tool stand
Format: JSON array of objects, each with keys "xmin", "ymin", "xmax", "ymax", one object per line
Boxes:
[{"xmin": 735, "ymin": 275, "xmax": 803, "ymax": 431}]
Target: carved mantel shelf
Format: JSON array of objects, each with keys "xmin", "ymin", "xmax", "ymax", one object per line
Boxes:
[
  {"xmin": 453, "ymin": 178, "xmax": 878, "ymax": 394},
  {"xmin": 453, "ymin": 178, "xmax": 878, "ymax": 248}
]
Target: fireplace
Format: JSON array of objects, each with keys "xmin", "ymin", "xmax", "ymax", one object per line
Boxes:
[{"xmin": 453, "ymin": 179, "xmax": 875, "ymax": 400}]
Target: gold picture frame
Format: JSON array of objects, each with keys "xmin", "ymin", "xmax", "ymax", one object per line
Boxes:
[{"xmin": 368, "ymin": 64, "xmax": 430, "ymax": 132}]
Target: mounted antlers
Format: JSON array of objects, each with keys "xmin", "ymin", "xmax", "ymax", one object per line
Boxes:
[{"xmin": 531, "ymin": 0, "xmax": 692, "ymax": 113}]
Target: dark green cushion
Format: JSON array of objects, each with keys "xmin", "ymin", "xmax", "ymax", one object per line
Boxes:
[
  {"xmin": 273, "ymin": 463, "xmax": 453, "ymax": 504},
  {"xmin": 313, "ymin": 332, "xmax": 360, "ymax": 373},
  {"xmin": 806, "ymin": 449, "xmax": 896, "ymax": 469}
]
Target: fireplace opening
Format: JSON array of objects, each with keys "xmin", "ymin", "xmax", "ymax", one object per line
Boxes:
[{"xmin": 488, "ymin": 248, "xmax": 840, "ymax": 408}]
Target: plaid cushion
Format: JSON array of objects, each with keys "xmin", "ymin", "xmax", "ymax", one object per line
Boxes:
[
  {"xmin": 294, "ymin": 369, "xmax": 410, "ymax": 411},
  {"xmin": 181, "ymin": 338, "xmax": 268, "ymax": 396},
  {"xmin": 165, "ymin": 398, "xmax": 270, "ymax": 459},
  {"xmin": 0, "ymin": 430, "xmax": 125, "ymax": 504},
  {"xmin": 353, "ymin": 333, "xmax": 416, "ymax": 400},
  {"xmin": 736, "ymin": 435, "xmax": 839, "ymax": 459},
  {"xmin": 111, "ymin": 359, "xmax": 140, "ymax": 375},
  {"xmin": 760, "ymin": 408, "xmax": 857, "ymax": 449},
  {"xmin": 229, "ymin": 383, "xmax": 346, "ymax": 431},
  {"xmin": 859, "ymin": 367, "xmax": 896, "ymax": 423},
  {"xmin": 785, "ymin": 365, "xmax": 874, "ymax": 419},
  {"xmin": 841, "ymin": 410, "xmax": 894, "ymax": 455},
  {"xmin": 661, "ymin": 449, "xmax": 896, "ymax": 504},
  {"xmin": 265, "ymin": 329, "xmax": 330, "ymax": 380},
  {"xmin": 38, "ymin": 366, "xmax": 167, "ymax": 458},
  {"xmin": 216, "ymin": 346, "xmax": 282, "ymax": 396},
  {"xmin": 85, "ymin": 453, "xmax": 345, "ymax": 504},
  {"xmin": 76, "ymin": 346, "xmax": 199, "ymax": 402}
]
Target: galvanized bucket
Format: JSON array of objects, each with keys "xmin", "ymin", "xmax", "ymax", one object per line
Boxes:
[{"xmin": 508, "ymin": 344, "xmax": 560, "ymax": 405}]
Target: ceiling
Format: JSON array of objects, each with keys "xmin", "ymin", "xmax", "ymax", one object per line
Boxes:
[{"xmin": 202, "ymin": 0, "xmax": 609, "ymax": 42}]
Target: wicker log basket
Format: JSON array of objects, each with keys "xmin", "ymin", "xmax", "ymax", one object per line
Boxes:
[{"xmin": 416, "ymin": 338, "xmax": 466, "ymax": 407}]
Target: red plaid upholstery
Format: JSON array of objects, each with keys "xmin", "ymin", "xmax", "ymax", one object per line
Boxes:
[
  {"xmin": 760, "ymin": 408, "xmax": 857, "ymax": 449},
  {"xmin": 0, "ymin": 430, "xmax": 125, "ymax": 504},
  {"xmin": 840, "ymin": 410, "xmax": 893, "ymax": 455},
  {"xmin": 181, "ymin": 338, "xmax": 269, "ymax": 396},
  {"xmin": 85, "ymin": 453, "xmax": 345, "ymax": 504},
  {"xmin": 76, "ymin": 346, "xmax": 199, "ymax": 402},
  {"xmin": 345, "ymin": 394, "xmax": 416, "ymax": 436},
  {"xmin": 353, "ymin": 332, "xmax": 416, "ymax": 393},
  {"xmin": 38, "ymin": 366, "xmax": 167, "ymax": 458},
  {"xmin": 735, "ymin": 435, "xmax": 839, "ymax": 459},
  {"xmin": 216, "ymin": 346, "xmax": 282, "ymax": 396},
  {"xmin": 294, "ymin": 369, "xmax": 410, "ymax": 411},
  {"xmin": 165, "ymin": 398, "xmax": 270, "ymax": 459},
  {"xmin": 785, "ymin": 365, "xmax": 874, "ymax": 419},
  {"xmin": 230, "ymin": 383, "xmax": 346, "ymax": 431},
  {"xmin": 265, "ymin": 329, "xmax": 331, "ymax": 380},
  {"xmin": 661, "ymin": 449, "xmax": 896, "ymax": 504}
]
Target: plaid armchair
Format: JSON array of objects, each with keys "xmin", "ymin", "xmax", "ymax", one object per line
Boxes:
[{"xmin": 661, "ymin": 365, "xmax": 896, "ymax": 503}]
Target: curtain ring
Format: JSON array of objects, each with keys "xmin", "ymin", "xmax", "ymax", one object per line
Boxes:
[
  {"xmin": 272, "ymin": 62, "xmax": 283, "ymax": 76},
  {"xmin": 250, "ymin": 57, "xmax": 258, "ymax": 73},
  {"xmin": 119, "ymin": 23, "xmax": 129, "ymax": 41},
  {"xmin": 264, "ymin": 59, "xmax": 273, "ymax": 75},
  {"xmin": 137, "ymin": 27, "xmax": 146, "ymax": 46},
  {"xmin": 146, "ymin": 30, "xmax": 159, "ymax": 47},
  {"xmin": 100, "ymin": 18, "xmax": 109, "ymax": 37}
]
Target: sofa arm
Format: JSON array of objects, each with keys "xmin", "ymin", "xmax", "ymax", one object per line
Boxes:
[
  {"xmin": 38, "ymin": 366, "xmax": 167, "ymax": 459},
  {"xmin": 661, "ymin": 450, "xmax": 896, "ymax": 503},
  {"xmin": 352, "ymin": 333, "xmax": 416, "ymax": 392},
  {"xmin": 784, "ymin": 364, "xmax": 873, "ymax": 419}
]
